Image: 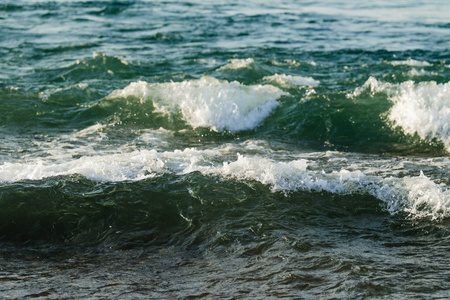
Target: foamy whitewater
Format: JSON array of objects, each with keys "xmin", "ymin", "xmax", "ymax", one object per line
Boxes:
[
  {"xmin": 1, "ymin": 0, "xmax": 449, "ymax": 298},
  {"xmin": 351, "ymin": 77, "xmax": 450, "ymax": 151},
  {"xmin": 1, "ymin": 130, "xmax": 448, "ymax": 221},
  {"xmin": 263, "ymin": 74, "xmax": 320, "ymax": 88},
  {"xmin": 107, "ymin": 76, "xmax": 285, "ymax": 131}
]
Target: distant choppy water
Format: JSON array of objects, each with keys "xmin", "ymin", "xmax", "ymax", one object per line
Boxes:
[{"xmin": 1, "ymin": 0, "xmax": 450, "ymax": 298}]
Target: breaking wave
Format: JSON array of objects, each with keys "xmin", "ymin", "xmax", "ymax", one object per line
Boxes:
[
  {"xmin": 106, "ymin": 76, "xmax": 285, "ymax": 131},
  {"xmin": 351, "ymin": 77, "xmax": 450, "ymax": 151},
  {"xmin": 1, "ymin": 140, "xmax": 448, "ymax": 220}
]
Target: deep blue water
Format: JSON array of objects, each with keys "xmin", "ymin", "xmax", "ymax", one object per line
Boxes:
[{"xmin": 1, "ymin": 1, "xmax": 449, "ymax": 298}]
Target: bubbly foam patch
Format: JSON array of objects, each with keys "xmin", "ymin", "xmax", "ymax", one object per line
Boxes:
[
  {"xmin": 107, "ymin": 76, "xmax": 285, "ymax": 131},
  {"xmin": 263, "ymin": 74, "xmax": 319, "ymax": 87},
  {"xmin": 351, "ymin": 77, "xmax": 450, "ymax": 151}
]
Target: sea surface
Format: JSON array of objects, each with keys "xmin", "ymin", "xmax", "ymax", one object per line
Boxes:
[{"xmin": 1, "ymin": 0, "xmax": 449, "ymax": 298}]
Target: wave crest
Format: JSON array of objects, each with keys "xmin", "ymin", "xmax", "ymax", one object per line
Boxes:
[
  {"xmin": 351, "ymin": 77, "xmax": 450, "ymax": 151},
  {"xmin": 1, "ymin": 142, "xmax": 448, "ymax": 220},
  {"xmin": 107, "ymin": 76, "xmax": 285, "ymax": 131}
]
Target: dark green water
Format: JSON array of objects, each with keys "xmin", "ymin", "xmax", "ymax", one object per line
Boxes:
[{"xmin": 1, "ymin": 1, "xmax": 449, "ymax": 298}]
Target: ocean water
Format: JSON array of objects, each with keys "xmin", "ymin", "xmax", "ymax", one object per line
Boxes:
[{"xmin": 1, "ymin": 0, "xmax": 449, "ymax": 298}]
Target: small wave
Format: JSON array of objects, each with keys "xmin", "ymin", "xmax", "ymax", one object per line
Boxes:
[
  {"xmin": 387, "ymin": 59, "xmax": 432, "ymax": 67},
  {"xmin": 106, "ymin": 76, "xmax": 285, "ymax": 131},
  {"xmin": 406, "ymin": 68, "xmax": 428, "ymax": 77},
  {"xmin": 92, "ymin": 52, "xmax": 130, "ymax": 66},
  {"xmin": 270, "ymin": 59, "xmax": 302, "ymax": 67},
  {"xmin": 39, "ymin": 82, "xmax": 90, "ymax": 102},
  {"xmin": 350, "ymin": 77, "xmax": 450, "ymax": 151},
  {"xmin": 31, "ymin": 52, "xmax": 135, "ymax": 85},
  {"xmin": 400, "ymin": 172, "xmax": 449, "ymax": 220},
  {"xmin": 263, "ymin": 74, "xmax": 319, "ymax": 87},
  {"xmin": 217, "ymin": 58, "xmax": 255, "ymax": 71}
]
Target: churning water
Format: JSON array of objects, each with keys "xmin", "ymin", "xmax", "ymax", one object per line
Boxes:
[{"xmin": 1, "ymin": 0, "xmax": 449, "ymax": 298}]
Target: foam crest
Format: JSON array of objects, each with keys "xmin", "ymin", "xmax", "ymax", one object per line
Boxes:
[
  {"xmin": 92, "ymin": 51, "xmax": 130, "ymax": 65},
  {"xmin": 401, "ymin": 172, "xmax": 449, "ymax": 219},
  {"xmin": 349, "ymin": 76, "xmax": 392, "ymax": 97},
  {"xmin": 388, "ymin": 59, "xmax": 431, "ymax": 67},
  {"xmin": 407, "ymin": 68, "xmax": 428, "ymax": 77},
  {"xmin": 350, "ymin": 77, "xmax": 450, "ymax": 151},
  {"xmin": 196, "ymin": 155, "xmax": 368, "ymax": 195},
  {"xmin": 217, "ymin": 58, "xmax": 255, "ymax": 71},
  {"xmin": 388, "ymin": 80, "xmax": 450, "ymax": 150},
  {"xmin": 0, "ymin": 150, "xmax": 166, "ymax": 182},
  {"xmin": 168, "ymin": 151, "xmax": 449, "ymax": 219},
  {"xmin": 107, "ymin": 76, "xmax": 285, "ymax": 131},
  {"xmin": 196, "ymin": 155, "xmax": 449, "ymax": 220},
  {"xmin": 270, "ymin": 59, "xmax": 301, "ymax": 67},
  {"xmin": 0, "ymin": 144, "xmax": 448, "ymax": 220},
  {"xmin": 263, "ymin": 74, "xmax": 319, "ymax": 87}
]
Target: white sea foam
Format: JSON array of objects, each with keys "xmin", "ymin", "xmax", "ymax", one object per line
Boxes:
[
  {"xmin": 136, "ymin": 127, "xmax": 174, "ymax": 146},
  {"xmin": 270, "ymin": 59, "xmax": 301, "ymax": 67},
  {"xmin": 66, "ymin": 123, "xmax": 107, "ymax": 140},
  {"xmin": 107, "ymin": 76, "xmax": 285, "ymax": 131},
  {"xmin": 388, "ymin": 81, "xmax": 450, "ymax": 150},
  {"xmin": 189, "ymin": 154, "xmax": 449, "ymax": 220},
  {"xmin": 350, "ymin": 77, "xmax": 450, "ymax": 151},
  {"xmin": 388, "ymin": 59, "xmax": 432, "ymax": 67},
  {"xmin": 407, "ymin": 68, "xmax": 428, "ymax": 77},
  {"xmin": 263, "ymin": 74, "xmax": 319, "ymax": 87},
  {"xmin": 0, "ymin": 145, "xmax": 225, "ymax": 183},
  {"xmin": 0, "ymin": 140, "xmax": 448, "ymax": 220},
  {"xmin": 217, "ymin": 58, "xmax": 255, "ymax": 70},
  {"xmin": 0, "ymin": 150, "xmax": 166, "ymax": 182},
  {"xmin": 349, "ymin": 76, "xmax": 391, "ymax": 97},
  {"xmin": 38, "ymin": 82, "xmax": 90, "ymax": 102},
  {"xmin": 92, "ymin": 52, "xmax": 130, "ymax": 65},
  {"xmin": 401, "ymin": 172, "xmax": 449, "ymax": 219},
  {"xmin": 194, "ymin": 154, "xmax": 371, "ymax": 195}
]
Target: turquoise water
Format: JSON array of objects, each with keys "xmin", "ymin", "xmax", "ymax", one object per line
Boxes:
[{"xmin": 1, "ymin": 1, "xmax": 449, "ymax": 298}]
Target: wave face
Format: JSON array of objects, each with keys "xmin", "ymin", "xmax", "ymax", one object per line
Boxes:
[{"xmin": 1, "ymin": 0, "xmax": 450, "ymax": 299}]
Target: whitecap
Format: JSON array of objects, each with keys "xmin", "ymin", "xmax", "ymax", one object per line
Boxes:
[
  {"xmin": 0, "ymin": 150, "xmax": 166, "ymax": 182},
  {"xmin": 180, "ymin": 153, "xmax": 448, "ymax": 220},
  {"xmin": 349, "ymin": 77, "xmax": 450, "ymax": 151},
  {"xmin": 270, "ymin": 59, "xmax": 301, "ymax": 67},
  {"xmin": 388, "ymin": 81, "xmax": 450, "ymax": 151},
  {"xmin": 217, "ymin": 58, "xmax": 255, "ymax": 71},
  {"xmin": 388, "ymin": 58, "xmax": 432, "ymax": 67},
  {"xmin": 263, "ymin": 73, "xmax": 319, "ymax": 87},
  {"xmin": 401, "ymin": 171, "xmax": 449, "ymax": 220},
  {"xmin": 107, "ymin": 76, "xmax": 285, "ymax": 132},
  {"xmin": 406, "ymin": 68, "xmax": 427, "ymax": 77}
]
